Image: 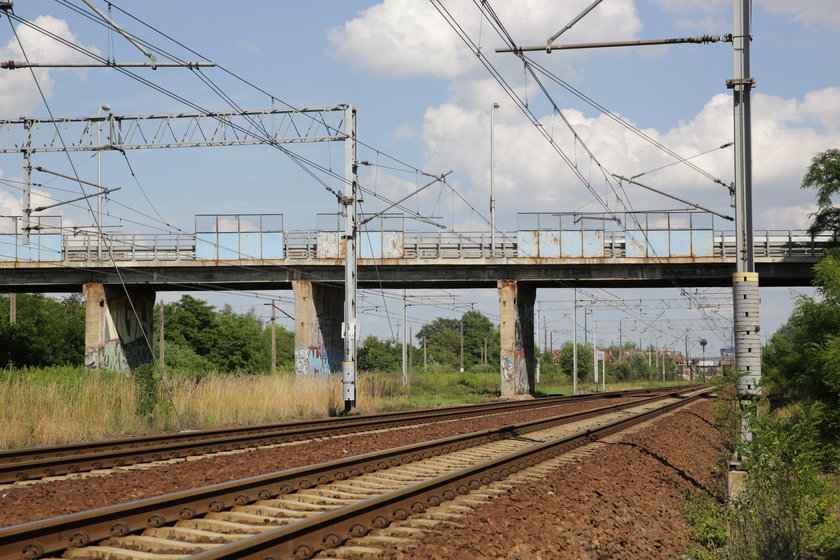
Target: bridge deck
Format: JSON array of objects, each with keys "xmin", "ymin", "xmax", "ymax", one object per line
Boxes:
[{"xmin": 0, "ymin": 228, "xmax": 824, "ymax": 291}]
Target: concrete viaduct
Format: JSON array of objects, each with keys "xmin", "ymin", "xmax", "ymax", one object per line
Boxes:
[{"xmin": 0, "ymin": 213, "xmax": 826, "ymax": 397}]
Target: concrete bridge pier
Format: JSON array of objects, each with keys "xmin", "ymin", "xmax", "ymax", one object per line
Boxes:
[
  {"xmin": 498, "ymin": 280, "xmax": 536, "ymax": 398},
  {"xmin": 83, "ymin": 283, "xmax": 155, "ymax": 372},
  {"xmin": 292, "ymin": 281, "xmax": 343, "ymax": 375}
]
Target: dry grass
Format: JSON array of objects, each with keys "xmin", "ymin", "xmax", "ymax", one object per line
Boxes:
[{"xmin": 0, "ymin": 368, "xmax": 389, "ymax": 449}]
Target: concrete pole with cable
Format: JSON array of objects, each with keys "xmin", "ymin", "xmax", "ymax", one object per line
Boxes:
[
  {"xmin": 342, "ymin": 105, "xmax": 359, "ymax": 414},
  {"xmin": 729, "ymin": 0, "xmax": 761, "ymax": 467},
  {"xmin": 572, "ymin": 288, "xmax": 578, "ymax": 395},
  {"xmin": 97, "ymin": 104, "xmax": 110, "ymax": 261},
  {"xmin": 402, "ymin": 290, "xmax": 408, "ymax": 387},
  {"xmin": 490, "ymin": 103, "xmax": 500, "ymax": 257}
]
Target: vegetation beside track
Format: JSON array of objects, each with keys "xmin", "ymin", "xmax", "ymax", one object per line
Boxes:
[
  {"xmin": 0, "ymin": 364, "xmax": 686, "ymax": 449},
  {"xmin": 683, "ymin": 149, "xmax": 840, "ymax": 560}
]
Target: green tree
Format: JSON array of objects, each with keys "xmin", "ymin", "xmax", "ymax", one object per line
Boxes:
[
  {"xmin": 0, "ymin": 293, "xmax": 84, "ymax": 367},
  {"xmin": 357, "ymin": 335, "xmax": 400, "ymax": 372},
  {"xmin": 553, "ymin": 341, "xmax": 593, "ymax": 382},
  {"xmin": 209, "ymin": 306, "xmax": 265, "ymax": 373},
  {"xmin": 261, "ymin": 324, "xmax": 295, "ymax": 371},
  {"xmin": 163, "ymin": 295, "xmax": 219, "ymax": 359},
  {"xmin": 802, "ymin": 148, "xmax": 840, "ymax": 239},
  {"xmin": 416, "ymin": 310, "xmax": 499, "ymax": 372}
]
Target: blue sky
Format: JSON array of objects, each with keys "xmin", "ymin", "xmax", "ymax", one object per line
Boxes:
[{"xmin": 1, "ymin": 1, "xmax": 838, "ymax": 357}]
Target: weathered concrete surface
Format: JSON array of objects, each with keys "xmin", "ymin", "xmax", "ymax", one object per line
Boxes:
[
  {"xmin": 498, "ymin": 280, "xmax": 535, "ymax": 398},
  {"xmin": 292, "ymin": 281, "xmax": 343, "ymax": 376},
  {"xmin": 83, "ymin": 283, "xmax": 154, "ymax": 372},
  {"xmin": 0, "ymin": 257, "xmax": 818, "ymax": 293}
]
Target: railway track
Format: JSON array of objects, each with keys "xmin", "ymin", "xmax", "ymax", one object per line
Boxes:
[
  {"xmin": 0, "ymin": 386, "xmax": 696, "ymax": 484},
  {"xmin": 0, "ymin": 387, "xmax": 711, "ymax": 560}
]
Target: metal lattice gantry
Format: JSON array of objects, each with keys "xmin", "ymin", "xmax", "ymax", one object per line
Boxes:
[
  {"xmin": 0, "ymin": 103, "xmax": 360, "ymax": 412},
  {"xmin": 0, "ymin": 106, "xmax": 350, "ymax": 153}
]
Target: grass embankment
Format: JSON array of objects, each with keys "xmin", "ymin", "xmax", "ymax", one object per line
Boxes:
[
  {"xmin": 0, "ymin": 367, "xmax": 361, "ymax": 449},
  {"xmin": 1, "ymin": 366, "xmax": 688, "ymax": 449}
]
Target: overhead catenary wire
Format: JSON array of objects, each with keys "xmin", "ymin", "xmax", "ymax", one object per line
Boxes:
[{"xmin": 3, "ymin": 10, "xmax": 185, "ymax": 430}]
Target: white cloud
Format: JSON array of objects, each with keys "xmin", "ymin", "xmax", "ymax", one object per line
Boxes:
[
  {"xmin": 759, "ymin": 0, "xmax": 840, "ymax": 32},
  {"xmin": 327, "ymin": 0, "xmax": 642, "ymax": 79},
  {"xmin": 0, "ymin": 16, "xmax": 98, "ymax": 117},
  {"xmin": 413, "ymin": 86, "xmax": 840, "ymax": 231},
  {"xmin": 652, "ymin": 0, "xmax": 840, "ymax": 32}
]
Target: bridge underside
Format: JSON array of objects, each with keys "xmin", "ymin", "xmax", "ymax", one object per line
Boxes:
[
  {"xmin": 0, "ymin": 258, "xmax": 814, "ymax": 387},
  {"xmin": 0, "ymin": 258, "xmax": 817, "ymax": 292}
]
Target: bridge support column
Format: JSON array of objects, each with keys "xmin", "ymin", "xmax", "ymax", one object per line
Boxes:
[
  {"xmin": 293, "ymin": 281, "xmax": 343, "ymax": 376},
  {"xmin": 83, "ymin": 283, "xmax": 154, "ymax": 372},
  {"xmin": 498, "ymin": 280, "xmax": 535, "ymax": 398}
]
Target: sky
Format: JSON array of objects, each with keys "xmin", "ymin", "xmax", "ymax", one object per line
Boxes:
[{"xmin": 0, "ymin": 0, "xmax": 838, "ymax": 358}]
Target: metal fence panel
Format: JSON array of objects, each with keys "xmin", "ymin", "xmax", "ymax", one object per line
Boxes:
[
  {"xmin": 360, "ymin": 232, "xmax": 382, "ymax": 259},
  {"xmin": 582, "ymin": 231, "xmax": 604, "ymax": 257},
  {"xmin": 215, "ymin": 232, "xmax": 237, "ymax": 260},
  {"xmin": 692, "ymin": 230, "xmax": 714, "ymax": 256},
  {"xmin": 382, "ymin": 231, "xmax": 404, "ymax": 258},
  {"xmin": 196, "ymin": 233, "xmax": 216, "ymax": 260},
  {"xmin": 561, "ymin": 231, "xmax": 583, "ymax": 258},
  {"xmin": 539, "ymin": 231, "xmax": 561, "ymax": 257},
  {"xmin": 317, "ymin": 232, "xmax": 340, "ymax": 258},
  {"xmin": 263, "ymin": 232, "xmax": 285, "ymax": 259},
  {"xmin": 239, "ymin": 232, "xmax": 261, "ymax": 259},
  {"xmin": 517, "ymin": 231, "xmax": 539, "ymax": 258},
  {"xmin": 626, "ymin": 231, "xmax": 646, "ymax": 257},
  {"xmin": 647, "ymin": 230, "xmax": 670, "ymax": 257},
  {"xmin": 670, "ymin": 230, "xmax": 692, "ymax": 257}
]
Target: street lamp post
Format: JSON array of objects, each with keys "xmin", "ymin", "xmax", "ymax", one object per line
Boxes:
[
  {"xmin": 97, "ymin": 103, "xmax": 110, "ymax": 261},
  {"xmin": 490, "ymin": 102, "xmax": 499, "ymax": 257}
]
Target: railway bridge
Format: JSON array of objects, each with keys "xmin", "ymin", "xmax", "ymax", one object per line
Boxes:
[{"xmin": 0, "ymin": 210, "xmax": 826, "ymax": 395}]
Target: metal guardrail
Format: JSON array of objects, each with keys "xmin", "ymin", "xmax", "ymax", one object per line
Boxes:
[{"xmin": 0, "ymin": 229, "xmax": 828, "ymax": 263}]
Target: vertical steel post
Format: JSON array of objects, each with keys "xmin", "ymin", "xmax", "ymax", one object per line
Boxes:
[
  {"xmin": 490, "ymin": 103, "xmax": 499, "ymax": 257},
  {"xmin": 459, "ymin": 317, "xmax": 464, "ymax": 373},
  {"xmin": 402, "ymin": 290, "xmax": 408, "ymax": 387},
  {"xmin": 592, "ymin": 316, "xmax": 598, "ymax": 389},
  {"xmin": 342, "ymin": 105, "xmax": 358, "ymax": 413},
  {"xmin": 271, "ymin": 303, "xmax": 277, "ymax": 375},
  {"xmin": 730, "ymin": 0, "xmax": 761, "ymax": 455},
  {"xmin": 22, "ymin": 119, "xmax": 32, "ymax": 246},
  {"xmin": 158, "ymin": 303, "xmax": 164, "ymax": 368},
  {"xmin": 572, "ymin": 289, "xmax": 578, "ymax": 395},
  {"xmin": 535, "ymin": 301, "xmax": 541, "ymax": 384}
]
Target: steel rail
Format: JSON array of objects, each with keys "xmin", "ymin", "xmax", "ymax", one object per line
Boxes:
[
  {"xmin": 0, "ymin": 386, "xmax": 696, "ymax": 484},
  {"xmin": 0, "ymin": 389, "xmax": 700, "ymax": 559},
  {"xmin": 194, "ymin": 388, "xmax": 713, "ymax": 560}
]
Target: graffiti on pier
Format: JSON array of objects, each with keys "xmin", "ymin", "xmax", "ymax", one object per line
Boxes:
[
  {"xmin": 295, "ymin": 344, "xmax": 341, "ymax": 376},
  {"xmin": 85, "ymin": 284, "xmax": 154, "ymax": 373}
]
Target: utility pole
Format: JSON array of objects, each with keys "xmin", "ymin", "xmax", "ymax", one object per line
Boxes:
[
  {"xmin": 685, "ymin": 331, "xmax": 691, "ymax": 381},
  {"xmin": 459, "ymin": 317, "xmax": 464, "ymax": 373},
  {"xmin": 9, "ymin": 293, "xmax": 15, "ymax": 324},
  {"xmin": 97, "ymin": 104, "xmax": 110, "ymax": 261},
  {"xmin": 158, "ymin": 303, "xmax": 164, "ymax": 368},
  {"xmin": 730, "ymin": 0, "xmax": 761, "ymax": 457},
  {"xmin": 342, "ymin": 105, "xmax": 358, "ymax": 414},
  {"xmin": 402, "ymin": 290, "xmax": 408, "ymax": 387},
  {"xmin": 592, "ymin": 317, "xmax": 598, "ymax": 390},
  {"xmin": 572, "ymin": 288, "xmax": 578, "ymax": 395},
  {"xmin": 535, "ymin": 301, "xmax": 541, "ymax": 384},
  {"xmin": 490, "ymin": 102, "xmax": 499, "ymax": 257},
  {"xmin": 618, "ymin": 319, "xmax": 623, "ymax": 361},
  {"xmin": 270, "ymin": 303, "xmax": 277, "ymax": 375},
  {"xmin": 409, "ymin": 327, "xmax": 413, "ymax": 375},
  {"xmin": 423, "ymin": 337, "xmax": 427, "ymax": 371},
  {"xmin": 22, "ymin": 119, "xmax": 31, "ymax": 245}
]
